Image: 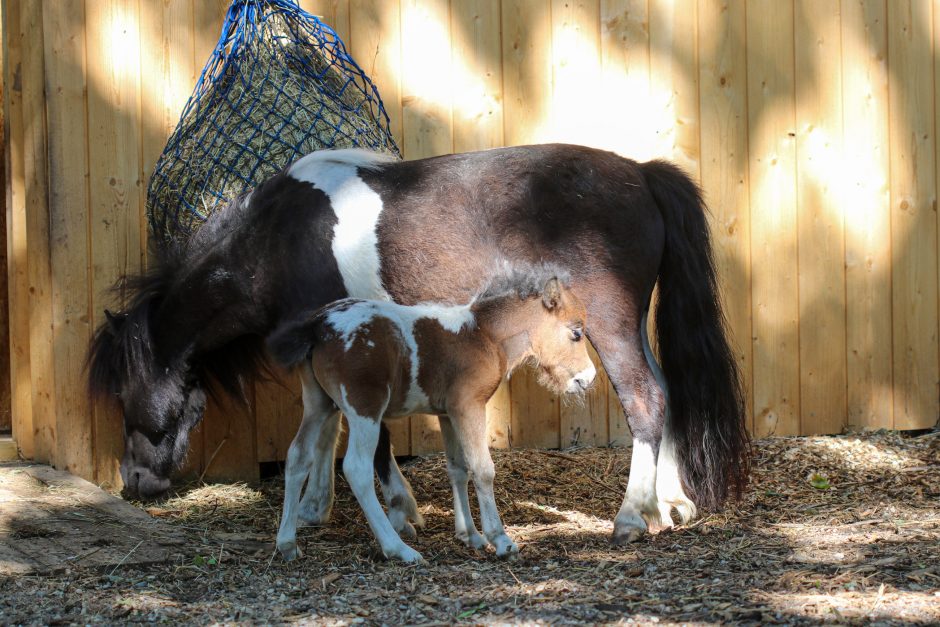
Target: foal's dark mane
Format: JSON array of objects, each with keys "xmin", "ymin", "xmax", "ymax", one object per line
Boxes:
[{"xmin": 471, "ymin": 263, "xmax": 571, "ymax": 306}]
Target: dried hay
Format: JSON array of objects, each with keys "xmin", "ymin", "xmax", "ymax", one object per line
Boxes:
[{"xmin": 1, "ymin": 430, "xmax": 938, "ymax": 624}]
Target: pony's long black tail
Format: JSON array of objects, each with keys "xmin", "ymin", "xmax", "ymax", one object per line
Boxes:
[{"xmin": 641, "ymin": 160, "xmax": 750, "ymax": 511}]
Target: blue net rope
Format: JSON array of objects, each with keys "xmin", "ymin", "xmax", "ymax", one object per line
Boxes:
[{"xmin": 147, "ymin": 0, "xmax": 400, "ymax": 246}]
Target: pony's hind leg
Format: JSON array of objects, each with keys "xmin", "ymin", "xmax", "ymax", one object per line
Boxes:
[
  {"xmin": 438, "ymin": 415, "xmax": 487, "ymax": 550},
  {"xmin": 277, "ymin": 373, "xmax": 338, "ymax": 560},
  {"xmin": 342, "ymin": 409, "xmax": 422, "ymax": 563},
  {"xmin": 296, "ymin": 364, "xmax": 341, "ymax": 526},
  {"xmin": 448, "ymin": 406, "xmax": 517, "ymax": 557},
  {"xmin": 375, "ymin": 423, "xmax": 424, "ymax": 539},
  {"xmin": 582, "ymin": 296, "xmax": 671, "ymax": 544}
]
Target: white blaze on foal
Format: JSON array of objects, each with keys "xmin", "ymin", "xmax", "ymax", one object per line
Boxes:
[{"xmin": 269, "ymin": 266, "xmax": 595, "ymax": 562}]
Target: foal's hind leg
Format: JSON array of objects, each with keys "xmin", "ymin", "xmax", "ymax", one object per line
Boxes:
[
  {"xmin": 375, "ymin": 423, "xmax": 424, "ymax": 539},
  {"xmin": 277, "ymin": 373, "xmax": 338, "ymax": 560},
  {"xmin": 295, "ymin": 365, "xmax": 341, "ymax": 526}
]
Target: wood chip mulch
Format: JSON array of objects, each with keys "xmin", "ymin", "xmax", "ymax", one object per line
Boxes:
[{"xmin": 1, "ymin": 430, "xmax": 938, "ymax": 625}]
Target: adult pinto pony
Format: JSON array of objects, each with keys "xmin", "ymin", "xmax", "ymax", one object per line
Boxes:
[{"xmin": 88, "ymin": 144, "xmax": 749, "ymax": 544}]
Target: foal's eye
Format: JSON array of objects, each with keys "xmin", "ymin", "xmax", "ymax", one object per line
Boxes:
[{"xmin": 571, "ymin": 328, "xmax": 583, "ymax": 342}]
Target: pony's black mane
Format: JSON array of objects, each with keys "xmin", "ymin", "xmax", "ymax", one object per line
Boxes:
[
  {"xmin": 472, "ymin": 262, "xmax": 571, "ymax": 305},
  {"xmin": 86, "ymin": 235, "xmax": 270, "ymax": 405}
]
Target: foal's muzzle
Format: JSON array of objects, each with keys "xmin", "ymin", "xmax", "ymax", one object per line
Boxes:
[{"xmin": 567, "ymin": 363, "xmax": 598, "ymax": 393}]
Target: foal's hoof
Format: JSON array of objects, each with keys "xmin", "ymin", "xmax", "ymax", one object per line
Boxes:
[
  {"xmin": 458, "ymin": 531, "xmax": 487, "ymax": 550},
  {"xmin": 387, "ymin": 545, "xmax": 424, "ymax": 564},
  {"xmin": 278, "ymin": 541, "xmax": 302, "ymax": 562},
  {"xmin": 492, "ymin": 535, "xmax": 519, "ymax": 558},
  {"xmin": 397, "ymin": 521, "xmax": 418, "ymax": 540}
]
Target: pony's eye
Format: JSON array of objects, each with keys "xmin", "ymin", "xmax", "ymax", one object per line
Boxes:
[{"xmin": 571, "ymin": 328, "xmax": 583, "ymax": 342}]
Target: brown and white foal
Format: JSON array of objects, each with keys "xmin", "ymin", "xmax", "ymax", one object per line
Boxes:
[{"xmin": 268, "ymin": 267, "xmax": 596, "ymax": 562}]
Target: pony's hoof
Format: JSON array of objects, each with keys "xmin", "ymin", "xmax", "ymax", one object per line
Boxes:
[
  {"xmin": 278, "ymin": 541, "xmax": 302, "ymax": 562},
  {"xmin": 612, "ymin": 512, "xmax": 648, "ymax": 545}
]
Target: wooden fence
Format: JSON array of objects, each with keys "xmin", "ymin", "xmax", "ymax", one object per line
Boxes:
[{"xmin": 4, "ymin": 0, "xmax": 938, "ymax": 488}]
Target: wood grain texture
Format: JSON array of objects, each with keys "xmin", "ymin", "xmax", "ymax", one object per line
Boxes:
[
  {"xmin": 746, "ymin": 0, "xmax": 800, "ymax": 437},
  {"xmin": 501, "ymin": 0, "xmax": 553, "ymax": 146},
  {"xmin": 795, "ymin": 0, "xmax": 847, "ymax": 435},
  {"xmin": 44, "ymin": 0, "xmax": 90, "ymax": 478},
  {"xmin": 888, "ymin": 0, "xmax": 938, "ymax": 430},
  {"xmin": 3, "ymin": 0, "xmax": 34, "ymax": 458},
  {"xmin": 20, "ymin": 1, "xmax": 54, "ymax": 467},
  {"xmin": 0, "ymin": 0, "xmax": 10, "ymax": 434},
  {"xmin": 842, "ymin": 0, "xmax": 892, "ymax": 430},
  {"xmin": 697, "ymin": 0, "xmax": 752, "ymax": 432}
]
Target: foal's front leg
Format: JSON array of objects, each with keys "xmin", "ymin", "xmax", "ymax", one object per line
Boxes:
[
  {"xmin": 342, "ymin": 408, "xmax": 423, "ymax": 563},
  {"xmin": 438, "ymin": 415, "xmax": 487, "ymax": 550},
  {"xmin": 449, "ymin": 406, "xmax": 518, "ymax": 557}
]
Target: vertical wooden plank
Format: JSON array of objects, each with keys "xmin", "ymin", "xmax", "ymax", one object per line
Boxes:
[
  {"xmin": 346, "ymin": 0, "xmax": 411, "ymax": 455},
  {"xmin": 451, "ymin": 0, "xmax": 503, "ymax": 153},
  {"xmin": 794, "ymin": 0, "xmax": 846, "ymax": 435},
  {"xmin": 0, "ymin": 0, "xmax": 10, "ymax": 434},
  {"xmin": 85, "ymin": 0, "xmax": 144, "ymax": 487},
  {"xmin": 20, "ymin": 0, "xmax": 55, "ymax": 467},
  {"xmin": 401, "ymin": 0, "xmax": 452, "ymax": 455},
  {"xmin": 842, "ymin": 0, "xmax": 891, "ymax": 430},
  {"xmin": 698, "ymin": 0, "xmax": 752, "ymax": 433},
  {"xmin": 747, "ymin": 0, "xmax": 800, "ymax": 437},
  {"xmin": 3, "ymin": 0, "xmax": 34, "ymax": 458},
  {"xmin": 599, "ymin": 0, "xmax": 647, "ymax": 444},
  {"xmin": 45, "ymin": 0, "xmax": 91, "ymax": 477},
  {"xmin": 501, "ymin": 0, "xmax": 553, "ymax": 147},
  {"xmin": 304, "ymin": 0, "xmax": 351, "ymax": 43},
  {"xmin": 255, "ymin": 375, "xmax": 304, "ymax": 463},
  {"xmin": 649, "ymin": 0, "xmax": 700, "ymax": 172},
  {"xmin": 889, "ymin": 0, "xmax": 937, "ymax": 430}
]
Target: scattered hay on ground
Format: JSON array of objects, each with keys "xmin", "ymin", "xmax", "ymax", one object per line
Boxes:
[{"xmin": 1, "ymin": 430, "xmax": 938, "ymax": 625}]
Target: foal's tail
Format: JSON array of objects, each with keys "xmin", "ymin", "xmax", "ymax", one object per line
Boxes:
[
  {"xmin": 641, "ymin": 160, "xmax": 750, "ymax": 511},
  {"xmin": 266, "ymin": 316, "xmax": 322, "ymax": 369}
]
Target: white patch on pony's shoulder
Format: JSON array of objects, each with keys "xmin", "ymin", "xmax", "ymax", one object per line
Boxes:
[{"xmin": 288, "ymin": 149, "xmax": 398, "ymax": 301}]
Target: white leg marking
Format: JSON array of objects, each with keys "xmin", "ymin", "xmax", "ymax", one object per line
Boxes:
[
  {"xmin": 613, "ymin": 440, "xmax": 665, "ymax": 544},
  {"xmin": 378, "ymin": 448, "xmax": 424, "ymax": 539},
  {"xmin": 655, "ymin": 424, "xmax": 697, "ymax": 525},
  {"xmin": 343, "ymin": 411, "xmax": 422, "ymax": 563},
  {"xmin": 295, "ymin": 365, "xmax": 340, "ymax": 526},
  {"xmin": 439, "ymin": 417, "xmax": 486, "ymax": 549}
]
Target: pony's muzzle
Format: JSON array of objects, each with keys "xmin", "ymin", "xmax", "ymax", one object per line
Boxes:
[{"xmin": 120, "ymin": 461, "xmax": 172, "ymax": 501}]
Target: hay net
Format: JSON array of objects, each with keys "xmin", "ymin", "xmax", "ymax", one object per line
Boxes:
[{"xmin": 147, "ymin": 0, "xmax": 400, "ymax": 247}]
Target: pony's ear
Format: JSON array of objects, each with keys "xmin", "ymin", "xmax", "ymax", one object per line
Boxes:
[
  {"xmin": 542, "ymin": 277, "xmax": 562, "ymax": 310},
  {"xmin": 104, "ymin": 309, "xmax": 127, "ymax": 332}
]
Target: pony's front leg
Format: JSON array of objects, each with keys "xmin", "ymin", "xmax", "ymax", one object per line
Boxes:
[
  {"xmin": 375, "ymin": 423, "xmax": 424, "ymax": 539},
  {"xmin": 450, "ymin": 407, "xmax": 517, "ymax": 557},
  {"xmin": 438, "ymin": 415, "xmax": 486, "ymax": 550},
  {"xmin": 342, "ymin": 411, "xmax": 422, "ymax": 563}
]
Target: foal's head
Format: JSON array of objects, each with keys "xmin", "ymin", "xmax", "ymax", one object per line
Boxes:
[{"xmin": 475, "ymin": 267, "xmax": 596, "ymax": 395}]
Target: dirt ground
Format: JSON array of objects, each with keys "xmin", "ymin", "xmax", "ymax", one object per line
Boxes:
[{"xmin": 1, "ymin": 430, "xmax": 938, "ymax": 625}]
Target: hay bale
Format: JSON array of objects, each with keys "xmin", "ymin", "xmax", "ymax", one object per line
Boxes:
[{"xmin": 147, "ymin": 0, "xmax": 399, "ymax": 247}]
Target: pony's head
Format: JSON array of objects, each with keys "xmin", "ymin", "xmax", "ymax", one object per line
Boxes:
[
  {"xmin": 475, "ymin": 265, "xmax": 596, "ymax": 395},
  {"xmin": 88, "ymin": 308, "xmax": 205, "ymax": 500}
]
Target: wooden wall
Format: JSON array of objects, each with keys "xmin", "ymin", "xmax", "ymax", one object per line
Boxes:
[{"xmin": 4, "ymin": 0, "xmax": 938, "ymax": 488}]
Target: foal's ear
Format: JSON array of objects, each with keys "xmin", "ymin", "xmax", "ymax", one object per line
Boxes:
[
  {"xmin": 542, "ymin": 277, "xmax": 562, "ymax": 310},
  {"xmin": 104, "ymin": 309, "xmax": 127, "ymax": 332}
]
